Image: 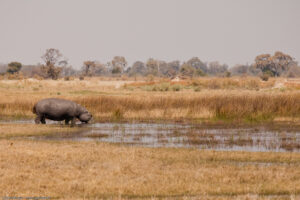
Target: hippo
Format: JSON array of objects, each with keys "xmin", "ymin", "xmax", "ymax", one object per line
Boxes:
[{"xmin": 33, "ymin": 98, "xmax": 92, "ymax": 125}]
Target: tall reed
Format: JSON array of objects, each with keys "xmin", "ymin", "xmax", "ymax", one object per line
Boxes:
[
  {"xmin": 0, "ymin": 78, "xmax": 299, "ymax": 123},
  {"xmin": 73, "ymin": 92, "xmax": 300, "ymax": 122}
]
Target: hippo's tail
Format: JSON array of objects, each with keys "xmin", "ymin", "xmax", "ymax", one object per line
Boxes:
[{"xmin": 32, "ymin": 104, "xmax": 37, "ymax": 114}]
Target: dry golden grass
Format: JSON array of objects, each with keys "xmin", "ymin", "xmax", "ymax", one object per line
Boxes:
[
  {"xmin": 0, "ymin": 139, "xmax": 299, "ymax": 199},
  {"xmin": 0, "ymin": 124, "xmax": 79, "ymax": 138},
  {"xmin": 127, "ymin": 76, "xmax": 276, "ymax": 90},
  {"xmin": 1, "ymin": 78, "xmax": 300, "ymax": 199},
  {"xmin": 1, "ymin": 77, "xmax": 300, "ymax": 123},
  {"xmin": 76, "ymin": 91, "xmax": 300, "ymax": 122}
]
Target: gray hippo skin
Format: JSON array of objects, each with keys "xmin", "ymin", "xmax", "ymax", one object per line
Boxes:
[{"xmin": 33, "ymin": 98, "xmax": 92, "ymax": 125}]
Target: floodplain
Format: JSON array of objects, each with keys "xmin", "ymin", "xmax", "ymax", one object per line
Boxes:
[{"xmin": 1, "ymin": 77, "xmax": 300, "ymax": 199}]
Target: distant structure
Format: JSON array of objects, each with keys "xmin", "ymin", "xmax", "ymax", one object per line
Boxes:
[
  {"xmin": 171, "ymin": 76, "xmax": 180, "ymax": 82},
  {"xmin": 171, "ymin": 75, "xmax": 188, "ymax": 82}
]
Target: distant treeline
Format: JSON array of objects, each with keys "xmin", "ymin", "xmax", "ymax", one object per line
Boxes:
[{"xmin": 0, "ymin": 49, "xmax": 299, "ymax": 79}]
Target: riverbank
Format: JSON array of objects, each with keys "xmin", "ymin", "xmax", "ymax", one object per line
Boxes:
[{"xmin": 0, "ymin": 124, "xmax": 80, "ymax": 138}]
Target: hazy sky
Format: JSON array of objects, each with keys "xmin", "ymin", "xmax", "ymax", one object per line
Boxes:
[{"xmin": 0, "ymin": 0, "xmax": 299, "ymax": 68}]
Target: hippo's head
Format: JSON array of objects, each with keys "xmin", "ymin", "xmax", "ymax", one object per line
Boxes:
[{"xmin": 79, "ymin": 112, "xmax": 92, "ymax": 123}]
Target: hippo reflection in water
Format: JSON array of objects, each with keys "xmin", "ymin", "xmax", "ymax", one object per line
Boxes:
[{"xmin": 33, "ymin": 98, "xmax": 92, "ymax": 125}]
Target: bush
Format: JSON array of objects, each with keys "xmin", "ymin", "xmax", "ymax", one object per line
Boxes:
[
  {"xmin": 246, "ymin": 79, "xmax": 260, "ymax": 90},
  {"xmin": 208, "ymin": 79, "xmax": 221, "ymax": 89},
  {"xmin": 191, "ymin": 80, "xmax": 200, "ymax": 86},
  {"xmin": 194, "ymin": 87, "xmax": 201, "ymax": 92},
  {"xmin": 7, "ymin": 72, "xmax": 24, "ymax": 80},
  {"xmin": 260, "ymin": 74, "xmax": 269, "ymax": 81},
  {"xmin": 147, "ymin": 74, "xmax": 154, "ymax": 82},
  {"xmin": 7, "ymin": 62, "xmax": 22, "ymax": 74},
  {"xmin": 112, "ymin": 108, "xmax": 124, "ymax": 121},
  {"xmin": 225, "ymin": 71, "xmax": 231, "ymax": 77},
  {"xmin": 33, "ymin": 74, "xmax": 44, "ymax": 80},
  {"xmin": 112, "ymin": 67, "xmax": 122, "ymax": 74},
  {"xmin": 171, "ymin": 84, "xmax": 181, "ymax": 91},
  {"xmin": 79, "ymin": 76, "xmax": 84, "ymax": 80},
  {"xmin": 160, "ymin": 83, "xmax": 170, "ymax": 91}
]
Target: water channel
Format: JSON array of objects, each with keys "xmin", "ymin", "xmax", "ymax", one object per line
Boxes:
[{"xmin": 10, "ymin": 120, "xmax": 299, "ymax": 152}]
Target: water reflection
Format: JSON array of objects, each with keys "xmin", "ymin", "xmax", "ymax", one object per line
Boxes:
[{"xmin": 30, "ymin": 122, "xmax": 300, "ymax": 152}]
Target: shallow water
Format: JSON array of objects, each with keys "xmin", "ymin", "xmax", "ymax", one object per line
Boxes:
[{"xmin": 14, "ymin": 120, "xmax": 300, "ymax": 152}]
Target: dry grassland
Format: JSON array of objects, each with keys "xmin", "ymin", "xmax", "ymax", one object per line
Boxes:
[
  {"xmin": 1, "ymin": 77, "xmax": 300, "ymax": 123},
  {"xmin": 0, "ymin": 124, "xmax": 79, "ymax": 138},
  {"xmin": 0, "ymin": 139, "xmax": 299, "ymax": 199},
  {"xmin": 1, "ymin": 78, "xmax": 300, "ymax": 199}
]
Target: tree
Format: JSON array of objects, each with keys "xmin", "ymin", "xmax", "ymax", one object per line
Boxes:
[
  {"xmin": 128, "ymin": 61, "xmax": 147, "ymax": 76},
  {"xmin": 272, "ymin": 51, "xmax": 296, "ymax": 76},
  {"xmin": 7, "ymin": 62, "xmax": 22, "ymax": 74},
  {"xmin": 42, "ymin": 48, "xmax": 66, "ymax": 66},
  {"xmin": 41, "ymin": 48, "xmax": 66, "ymax": 79},
  {"xmin": 93, "ymin": 62, "xmax": 108, "ymax": 75},
  {"xmin": 286, "ymin": 64, "xmax": 300, "ymax": 78},
  {"xmin": 230, "ymin": 64, "xmax": 249, "ymax": 75},
  {"xmin": 111, "ymin": 56, "xmax": 127, "ymax": 74},
  {"xmin": 248, "ymin": 64, "xmax": 262, "ymax": 76},
  {"xmin": 178, "ymin": 58, "xmax": 207, "ymax": 77},
  {"xmin": 112, "ymin": 66, "xmax": 122, "ymax": 74},
  {"xmin": 254, "ymin": 54, "xmax": 273, "ymax": 75},
  {"xmin": 61, "ymin": 66, "xmax": 77, "ymax": 77},
  {"xmin": 254, "ymin": 51, "xmax": 296, "ymax": 76},
  {"xmin": 0, "ymin": 63, "xmax": 7, "ymax": 74},
  {"xmin": 19, "ymin": 64, "xmax": 46, "ymax": 78},
  {"xmin": 157, "ymin": 61, "xmax": 168, "ymax": 76},
  {"xmin": 180, "ymin": 63, "xmax": 196, "ymax": 77},
  {"xmin": 41, "ymin": 64, "xmax": 62, "ymax": 80},
  {"xmin": 83, "ymin": 61, "xmax": 96, "ymax": 76},
  {"xmin": 146, "ymin": 58, "xmax": 159, "ymax": 76},
  {"xmin": 186, "ymin": 57, "xmax": 207, "ymax": 73},
  {"xmin": 165, "ymin": 60, "xmax": 181, "ymax": 78},
  {"xmin": 208, "ymin": 61, "xmax": 228, "ymax": 75}
]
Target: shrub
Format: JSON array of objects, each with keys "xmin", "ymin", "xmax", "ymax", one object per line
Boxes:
[
  {"xmin": 112, "ymin": 108, "xmax": 124, "ymax": 121},
  {"xmin": 7, "ymin": 72, "xmax": 24, "ymax": 80},
  {"xmin": 225, "ymin": 71, "xmax": 231, "ymax": 77},
  {"xmin": 208, "ymin": 79, "xmax": 221, "ymax": 89},
  {"xmin": 191, "ymin": 80, "xmax": 200, "ymax": 86},
  {"xmin": 147, "ymin": 74, "xmax": 154, "ymax": 82},
  {"xmin": 33, "ymin": 74, "xmax": 44, "ymax": 80},
  {"xmin": 260, "ymin": 74, "xmax": 269, "ymax": 81},
  {"xmin": 171, "ymin": 84, "xmax": 181, "ymax": 91},
  {"xmin": 194, "ymin": 87, "xmax": 201, "ymax": 92},
  {"xmin": 7, "ymin": 62, "xmax": 22, "ymax": 74},
  {"xmin": 160, "ymin": 83, "xmax": 170, "ymax": 91}
]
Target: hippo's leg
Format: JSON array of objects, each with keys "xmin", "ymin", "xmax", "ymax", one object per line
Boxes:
[
  {"xmin": 70, "ymin": 117, "xmax": 76, "ymax": 127},
  {"xmin": 34, "ymin": 115, "xmax": 41, "ymax": 124},
  {"xmin": 41, "ymin": 116, "xmax": 46, "ymax": 124},
  {"xmin": 65, "ymin": 118, "xmax": 70, "ymax": 125},
  {"xmin": 35, "ymin": 115, "xmax": 46, "ymax": 124}
]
